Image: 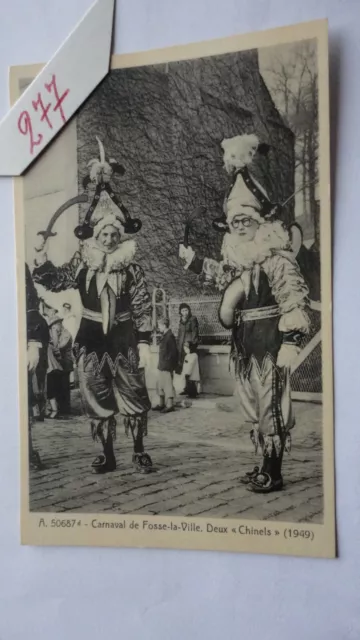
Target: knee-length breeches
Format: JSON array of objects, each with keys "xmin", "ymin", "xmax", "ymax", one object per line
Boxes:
[
  {"xmin": 235, "ymin": 356, "xmax": 294, "ymax": 439},
  {"xmin": 77, "ymin": 354, "xmax": 151, "ymax": 420}
]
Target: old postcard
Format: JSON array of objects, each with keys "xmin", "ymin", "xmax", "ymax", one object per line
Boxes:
[{"xmin": 13, "ymin": 18, "xmax": 335, "ymax": 557}]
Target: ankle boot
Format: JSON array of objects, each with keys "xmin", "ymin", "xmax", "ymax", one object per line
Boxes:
[
  {"xmin": 28, "ymin": 422, "xmax": 43, "ymax": 470},
  {"xmin": 91, "ymin": 417, "xmax": 117, "ymax": 474},
  {"xmin": 247, "ymin": 437, "xmax": 284, "ymax": 493},
  {"xmin": 126, "ymin": 414, "xmax": 153, "ymax": 473}
]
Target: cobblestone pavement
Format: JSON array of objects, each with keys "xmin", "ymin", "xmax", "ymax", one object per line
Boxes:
[{"xmin": 29, "ymin": 395, "xmax": 323, "ymax": 523}]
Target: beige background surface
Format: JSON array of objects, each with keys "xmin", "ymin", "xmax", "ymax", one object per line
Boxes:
[{"xmin": 2, "ymin": 0, "xmax": 355, "ymax": 637}]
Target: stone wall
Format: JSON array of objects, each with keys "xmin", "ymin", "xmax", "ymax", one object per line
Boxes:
[{"xmin": 77, "ymin": 49, "xmax": 294, "ymax": 299}]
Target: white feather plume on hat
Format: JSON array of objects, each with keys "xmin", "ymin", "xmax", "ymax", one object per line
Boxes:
[
  {"xmin": 87, "ymin": 137, "xmax": 117, "ymax": 185},
  {"xmin": 221, "ymin": 133, "xmax": 260, "ymax": 172},
  {"xmin": 221, "ymin": 133, "xmax": 271, "ymax": 224}
]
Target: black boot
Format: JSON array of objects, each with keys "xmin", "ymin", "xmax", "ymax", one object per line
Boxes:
[
  {"xmin": 240, "ymin": 465, "xmax": 260, "ymax": 485},
  {"xmin": 29, "ymin": 448, "xmax": 43, "ymax": 471},
  {"xmin": 240, "ymin": 428, "xmax": 262, "ymax": 484},
  {"xmin": 103, "ymin": 432, "xmax": 117, "ymax": 472},
  {"xmin": 132, "ymin": 452, "xmax": 153, "ymax": 473},
  {"xmin": 247, "ymin": 437, "xmax": 284, "ymax": 493},
  {"xmin": 91, "ymin": 417, "xmax": 117, "ymax": 474},
  {"xmin": 29, "ymin": 419, "xmax": 43, "ymax": 471},
  {"xmin": 125, "ymin": 414, "xmax": 153, "ymax": 473}
]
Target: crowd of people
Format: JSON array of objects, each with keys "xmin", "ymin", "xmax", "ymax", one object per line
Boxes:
[
  {"xmin": 28, "ymin": 283, "xmax": 202, "ymax": 424},
  {"xmin": 154, "ymin": 305, "xmax": 201, "ymax": 413},
  {"xmin": 28, "ymin": 297, "xmax": 76, "ymax": 422}
]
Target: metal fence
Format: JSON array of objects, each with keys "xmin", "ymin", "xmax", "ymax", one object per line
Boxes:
[
  {"xmin": 154, "ymin": 289, "xmax": 322, "ymax": 400},
  {"xmin": 290, "ymin": 303, "xmax": 322, "ymax": 397},
  {"xmin": 168, "ymin": 296, "xmax": 231, "ymax": 344}
]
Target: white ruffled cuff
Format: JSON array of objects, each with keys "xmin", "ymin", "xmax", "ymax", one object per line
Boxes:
[
  {"xmin": 28, "ymin": 341, "xmax": 42, "ymax": 349},
  {"xmin": 278, "ymin": 308, "xmax": 310, "ymax": 334}
]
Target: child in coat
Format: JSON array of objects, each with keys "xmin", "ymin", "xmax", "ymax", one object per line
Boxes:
[
  {"xmin": 154, "ymin": 318, "xmax": 179, "ymax": 413},
  {"xmin": 182, "ymin": 342, "xmax": 200, "ymax": 398}
]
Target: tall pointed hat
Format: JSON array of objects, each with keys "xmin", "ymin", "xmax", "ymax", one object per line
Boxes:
[
  {"xmin": 74, "ymin": 137, "xmax": 142, "ymax": 240},
  {"xmin": 213, "ymin": 134, "xmax": 281, "ymax": 232}
]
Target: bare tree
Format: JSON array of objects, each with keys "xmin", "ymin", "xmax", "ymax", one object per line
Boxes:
[
  {"xmin": 263, "ymin": 40, "xmax": 319, "ymax": 240},
  {"xmin": 262, "ymin": 40, "xmax": 321, "ymax": 301}
]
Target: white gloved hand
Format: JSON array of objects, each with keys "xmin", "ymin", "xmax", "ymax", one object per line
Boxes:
[
  {"xmin": 138, "ymin": 343, "xmax": 151, "ymax": 369},
  {"xmin": 276, "ymin": 344, "xmax": 300, "ymax": 370},
  {"xmin": 33, "ymin": 236, "xmax": 48, "ymax": 266},
  {"xmin": 27, "ymin": 342, "xmax": 40, "ymax": 372},
  {"xmin": 179, "ymin": 244, "xmax": 195, "ymax": 269},
  {"xmin": 34, "ymin": 250, "xmax": 48, "ymax": 267}
]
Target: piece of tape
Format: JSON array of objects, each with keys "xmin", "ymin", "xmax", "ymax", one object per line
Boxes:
[{"xmin": 0, "ymin": 0, "xmax": 114, "ymax": 176}]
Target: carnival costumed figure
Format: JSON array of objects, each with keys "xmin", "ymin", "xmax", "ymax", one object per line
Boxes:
[
  {"xmin": 32, "ymin": 138, "xmax": 153, "ymax": 474},
  {"xmin": 179, "ymin": 134, "xmax": 310, "ymax": 493}
]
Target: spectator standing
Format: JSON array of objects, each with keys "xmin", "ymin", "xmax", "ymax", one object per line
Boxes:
[
  {"xmin": 182, "ymin": 342, "xmax": 200, "ymax": 399},
  {"xmin": 46, "ymin": 316, "xmax": 73, "ymax": 418},
  {"xmin": 154, "ymin": 318, "xmax": 178, "ymax": 413},
  {"xmin": 177, "ymin": 303, "xmax": 199, "ymax": 374}
]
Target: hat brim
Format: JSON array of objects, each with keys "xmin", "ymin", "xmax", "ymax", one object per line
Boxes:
[
  {"xmin": 74, "ymin": 224, "xmax": 94, "ymax": 240},
  {"xmin": 212, "ymin": 218, "xmax": 229, "ymax": 233},
  {"xmin": 124, "ymin": 219, "xmax": 142, "ymax": 234}
]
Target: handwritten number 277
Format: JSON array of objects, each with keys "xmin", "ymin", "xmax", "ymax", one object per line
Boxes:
[{"xmin": 17, "ymin": 75, "xmax": 70, "ymax": 155}]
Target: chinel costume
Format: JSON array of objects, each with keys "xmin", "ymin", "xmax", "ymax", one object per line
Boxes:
[
  {"xmin": 179, "ymin": 134, "xmax": 310, "ymax": 493},
  {"xmin": 32, "ymin": 138, "xmax": 153, "ymax": 474}
]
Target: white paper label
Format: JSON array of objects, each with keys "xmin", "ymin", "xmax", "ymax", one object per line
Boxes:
[{"xmin": 0, "ymin": 0, "xmax": 114, "ymax": 176}]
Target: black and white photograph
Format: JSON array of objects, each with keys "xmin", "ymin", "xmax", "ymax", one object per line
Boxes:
[{"xmin": 16, "ymin": 20, "xmax": 334, "ymax": 556}]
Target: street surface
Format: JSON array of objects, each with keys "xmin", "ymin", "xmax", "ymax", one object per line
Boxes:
[{"xmin": 29, "ymin": 394, "xmax": 323, "ymax": 524}]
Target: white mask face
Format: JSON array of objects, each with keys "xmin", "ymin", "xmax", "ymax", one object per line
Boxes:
[{"xmin": 97, "ymin": 225, "xmax": 121, "ymax": 253}]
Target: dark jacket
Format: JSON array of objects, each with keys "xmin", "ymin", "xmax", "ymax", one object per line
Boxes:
[
  {"xmin": 177, "ymin": 314, "xmax": 199, "ymax": 363},
  {"xmin": 158, "ymin": 330, "xmax": 179, "ymax": 373},
  {"xmin": 32, "ymin": 259, "xmax": 152, "ymax": 375},
  {"xmin": 26, "ymin": 263, "xmax": 49, "ymax": 409},
  {"xmin": 296, "ymin": 244, "xmax": 321, "ymax": 302},
  {"xmin": 26, "ymin": 263, "xmax": 49, "ymax": 346}
]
